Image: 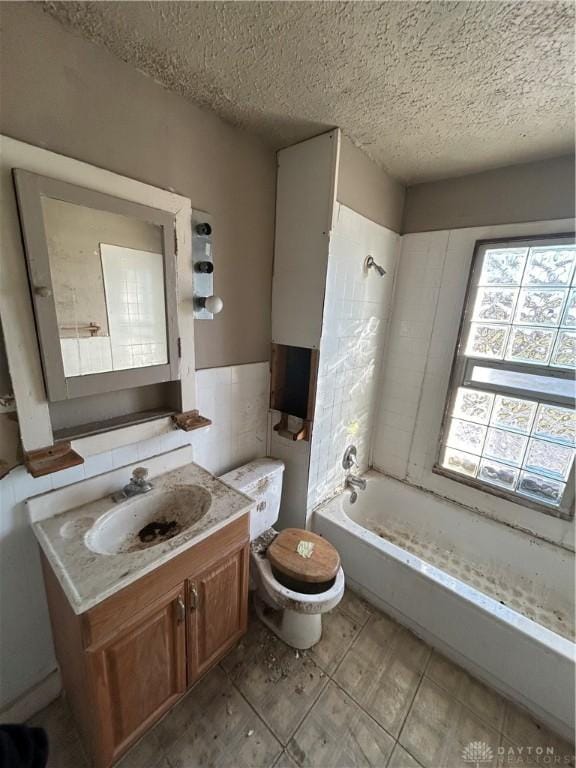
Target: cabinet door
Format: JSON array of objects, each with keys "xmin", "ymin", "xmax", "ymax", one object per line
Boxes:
[
  {"xmin": 89, "ymin": 585, "xmax": 187, "ymax": 767},
  {"xmin": 188, "ymin": 545, "xmax": 249, "ymax": 682}
]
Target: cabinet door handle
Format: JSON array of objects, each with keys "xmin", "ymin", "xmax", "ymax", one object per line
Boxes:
[
  {"xmin": 176, "ymin": 595, "xmax": 185, "ymax": 624},
  {"xmin": 189, "ymin": 584, "xmax": 198, "ymax": 611}
]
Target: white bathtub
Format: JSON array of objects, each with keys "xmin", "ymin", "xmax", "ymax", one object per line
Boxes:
[{"xmin": 313, "ymin": 470, "xmax": 575, "ymax": 741}]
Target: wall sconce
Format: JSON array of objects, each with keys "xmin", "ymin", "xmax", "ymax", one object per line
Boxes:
[
  {"xmin": 194, "ymin": 295, "xmax": 223, "ymax": 315},
  {"xmin": 192, "ymin": 211, "xmax": 223, "ymax": 318}
]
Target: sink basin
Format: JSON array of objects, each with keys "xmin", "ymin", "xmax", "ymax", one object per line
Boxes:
[{"xmin": 85, "ymin": 485, "xmax": 212, "ymax": 555}]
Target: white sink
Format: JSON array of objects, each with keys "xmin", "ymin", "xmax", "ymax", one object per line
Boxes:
[{"xmin": 85, "ymin": 485, "xmax": 212, "ymax": 555}]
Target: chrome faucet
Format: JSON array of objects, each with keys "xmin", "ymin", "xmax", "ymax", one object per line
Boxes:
[
  {"xmin": 342, "ymin": 445, "xmax": 367, "ymax": 503},
  {"xmin": 365, "ymin": 255, "xmax": 386, "ymax": 277},
  {"xmin": 344, "ymin": 473, "xmax": 367, "ymax": 504},
  {"xmin": 345, "ymin": 474, "xmax": 367, "ymax": 492},
  {"xmin": 112, "ymin": 467, "xmax": 153, "ymax": 502}
]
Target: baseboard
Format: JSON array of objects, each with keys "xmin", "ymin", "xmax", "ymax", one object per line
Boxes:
[{"xmin": 0, "ymin": 670, "xmax": 61, "ymax": 723}]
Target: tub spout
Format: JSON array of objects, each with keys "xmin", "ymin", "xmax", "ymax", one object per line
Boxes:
[{"xmin": 345, "ymin": 474, "xmax": 367, "ymax": 492}]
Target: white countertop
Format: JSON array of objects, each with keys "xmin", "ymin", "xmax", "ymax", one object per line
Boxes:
[{"xmin": 31, "ymin": 460, "xmax": 255, "ymax": 615}]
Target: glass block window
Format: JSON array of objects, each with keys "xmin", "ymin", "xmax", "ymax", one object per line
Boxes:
[{"xmin": 436, "ymin": 236, "xmax": 575, "ymax": 517}]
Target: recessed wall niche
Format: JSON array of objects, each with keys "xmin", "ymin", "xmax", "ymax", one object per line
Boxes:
[{"xmin": 270, "ymin": 343, "xmax": 318, "ymax": 441}]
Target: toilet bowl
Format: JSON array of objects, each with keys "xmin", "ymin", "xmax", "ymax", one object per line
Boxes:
[{"xmin": 220, "ymin": 459, "xmax": 345, "ymax": 650}]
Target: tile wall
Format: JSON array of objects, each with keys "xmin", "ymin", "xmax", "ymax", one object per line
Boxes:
[
  {"xmin": 0, "ymin": 361, "xmax": 269, "ymax": 713},
  {"xmin": 372, "ymin": 221, "xmax": 575, "ymax": 549},
  {"xmin": 307, "ymin": 205, "xmax": 399, "ymax": 511},
  {"xmin": 193, "ymin": 362, "xmax": 269, "ymax": 476}
]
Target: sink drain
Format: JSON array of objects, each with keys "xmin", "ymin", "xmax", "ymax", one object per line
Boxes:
[{"xmin": 138, "ymin": 519, "xmax": 180, "ymax": 544}]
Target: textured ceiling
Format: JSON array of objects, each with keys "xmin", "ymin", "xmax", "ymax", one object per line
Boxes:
[{"xmin": 46, "ymin": 1, "xmax": 575, "ymax": 183}]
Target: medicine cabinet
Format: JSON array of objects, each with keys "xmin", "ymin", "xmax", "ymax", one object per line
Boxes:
[
  {"xmin": 14, "ymin": 170, "xmax": 180, "ymax": 402},
  {"xmin": 0, "ymin": 137, "xmax": 199, "ymax": 468}
]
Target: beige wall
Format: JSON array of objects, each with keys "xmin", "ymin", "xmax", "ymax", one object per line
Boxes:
[
  {"xmin": 403, "ymin": 155, "xmax": 575, "ymax": 234},
  {"xmin": 0, "ymin": 2, "xmax": 276, "ymax": 369},
  {"xmin": 337, "ymin": 135, "xmax": 405, "ymax": 233}
]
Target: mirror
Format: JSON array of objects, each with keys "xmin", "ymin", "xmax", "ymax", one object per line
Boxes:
[
  {"xmin": 14, "ymin": 170, "xmax": 179, "ymax": 401},
  {"xmin": 41, "ymin": 198, "xmax": 168, "ymax": 377}
]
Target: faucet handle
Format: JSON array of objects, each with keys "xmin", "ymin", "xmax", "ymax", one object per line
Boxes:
[
  {"xmin": 132, "ymin": 467, "xmax": 149, "ymax": 482},
  {"xmin": 342, "ymin": 445, "xmax": 358, "ymax": 471}
]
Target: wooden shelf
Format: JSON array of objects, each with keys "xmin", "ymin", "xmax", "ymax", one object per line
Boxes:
[
  {"xmin": 273, "ymin": 414, "xmax": 311, "ymax": 441},
  {"xmin": 270, "ymin": 344, "xmax": 318, "ymax": 442},
  {"xmin": 24, "ymin": 441, "xmax": 84, "ymax": 477},
  {"xmin": 172, "ymin": 410, "xmax": 212, "ymax": 432}
]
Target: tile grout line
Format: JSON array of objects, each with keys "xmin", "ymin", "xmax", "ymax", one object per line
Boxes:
[
  {"xmin": 326, "ymin": 673, "xmax": 399, "ymax": 744},
  {"xmin": 394, "ymin": 645, "xmax": 434, "ymax": 749},
  {"xmin": 314, "ymin": 607, "xmax": 370, "ymax": 677},
  {"xmin": 423, "ymin": 667, "xmax": 507, "ymax": 736},
  {"xmin": 327, "ymin": 613, "xmax": 435, "ymax": 751},
  {"xmin": 229, "ymin": 601, "xmax": 374, "ymax": 752},
  {"xmin": 329, "ymin": 609, "xmax": 373, "ymax": 680},
  {"xmin": 218, "ymin": 661, "xmax": 285, "ymax": 760},
  {"xmin": 281, "ymin": 663, "xmax": 332, "ymax": 750},
  {"xmin": 283, "ymin": 607, "xmax": 377, "ymax": 759},
  {"xmin": 336, "ymin": 599, "xmax": 374, "ymax": 629},
  {"xmin": 223, "ymin": 636, "xmax": 331, "ymax": 751}
]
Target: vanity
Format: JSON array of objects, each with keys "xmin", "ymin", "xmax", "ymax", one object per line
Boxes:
[
  {"xmin": 28, "ymin": 453, "xmax": 254, "ymax": 768},
  {"xmin": 0, "ymin": 138, "xmax": 251, "ymax": 766}
]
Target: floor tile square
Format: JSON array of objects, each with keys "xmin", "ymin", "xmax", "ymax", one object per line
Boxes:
[
  {"xmin": 501, "ymin": 703, "xmax": 575, "ymax": 765},
  {"xmin": 308, "ymin": 606, "xmax": 363, "ymax": 674},
  {"xmin": 154, "ymin": 679, "xmax": 205, "ymax": 750},
  {"xmin": 164, "ymin": 666, "xmax": 281, "ymax": 768},
  {"xmin": 116, "ymin": 727, "xmax": 165, "ymax": 768},
  {"xmin": 387, "ymin": 743, "xmax": 423, "ymax": 768},
  {"xmin": 28, "ymin": 696, "xmax": 89, "ymax": 768},
  {"xmin": 274, "ymin": 749, "xmax": 302, "ymax": 767},
  {"xmin": 221, "ymin": 618, "xmax": 329, "ymax": 744},
  {"xmin": 23, "ymin": 601, "xmax": 574, "ymax": 768},
  {"xmin": 338, "ymin": 589, "xmax": 374, "ymax": 626},
  {"xmin": 334, "ymin": 613, "xmax": 430, "ymax": 737},
  {"xmin": 287, "ymin": 681, "xmax": 394, "ymax": 767},
  {"xmin": 426, "ymin": 652, "xmax": 506, "ymax": 731},
  {"xmin": 399, "ymin": 677, "xmax": 501, "ymax": 768}
]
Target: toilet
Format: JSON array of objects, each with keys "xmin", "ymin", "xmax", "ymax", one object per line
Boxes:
[{"xmin": 220, "ymin": 459, "xmax": 345, "ymax": 649}]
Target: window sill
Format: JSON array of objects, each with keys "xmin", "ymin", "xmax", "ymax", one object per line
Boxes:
[{"xmin": 432, "ymin": 464, "xmax": 574, "ymax": 521}]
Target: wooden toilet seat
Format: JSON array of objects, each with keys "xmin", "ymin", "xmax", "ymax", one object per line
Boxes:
[{"xmin": 267, "ymin": 528, "xmax": 340, "ymax": 584}]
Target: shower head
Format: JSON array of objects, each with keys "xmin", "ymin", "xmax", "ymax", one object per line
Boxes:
[{"xmin": 365, "ymin": 255, "xmax": 386, "ymax": 277}]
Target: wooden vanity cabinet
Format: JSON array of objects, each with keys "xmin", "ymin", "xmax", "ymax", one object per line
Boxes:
[
  {"xmin": 40, "ymin": 515, "xmax": 249, "ymax": 768},
  {"xmin": 187, "ymin": 546, "xmax": 247, "ymax": 681},
  {"xmin": 88, "ymin": 584, "xmax": 187, "ymax": 763}
]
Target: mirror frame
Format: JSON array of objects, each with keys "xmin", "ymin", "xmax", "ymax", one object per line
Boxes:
[{"xmin": 13, "ymin": 169, "xmax": 179, "ymax": 402}]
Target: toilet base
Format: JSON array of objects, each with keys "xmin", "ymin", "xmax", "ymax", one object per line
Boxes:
[{"xmin": 254, "ymin": 595, "xmax": 323, "ymax": 650}]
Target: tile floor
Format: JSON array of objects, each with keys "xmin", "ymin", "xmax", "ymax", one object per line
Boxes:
[{"xmin": 30, "ymin": 590, "xmax": 575, "ymax": 768}]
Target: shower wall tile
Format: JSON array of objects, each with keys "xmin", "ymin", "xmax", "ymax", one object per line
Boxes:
[
  {"xmin": 372, "ymin": 231, "xmax": 450, "ymax": 479},
  {"xmin": 372, "ymin": 219, "xmax": 575, "ymax": 548},
  {"xmin": 307, "ymin": 205, "xmax": 400, "ymax": 512}
]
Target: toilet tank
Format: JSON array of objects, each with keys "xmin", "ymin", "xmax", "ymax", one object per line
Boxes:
[{"xmin": 219, "ymin": 459, "xmax": 284, "ymax": 540}]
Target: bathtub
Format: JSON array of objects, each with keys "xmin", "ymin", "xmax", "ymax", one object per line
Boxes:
[{"xmin": 313, "ymin": 470, "xmax": 575, "ymax": 741}]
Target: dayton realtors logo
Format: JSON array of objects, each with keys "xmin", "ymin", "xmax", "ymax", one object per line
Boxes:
[
  {"xmin": 462, "ymin": 740, "xmax": 575, "ymax": 766},
  {"xmin": 462, "ymin": 741, "xmax": 494, "ymax": 767}
]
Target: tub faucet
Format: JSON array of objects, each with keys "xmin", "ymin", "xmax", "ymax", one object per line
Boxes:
[
  {"xmin": 345, "ymin": 473, "xmax": 366, "ymax": 504},
  {"xmin": 112, "ymin": 467, "xmax": 153, "ymax": 502},
  {"xmin": 345, "ymin": 474, "xmax": 367, "ymax": 492}
]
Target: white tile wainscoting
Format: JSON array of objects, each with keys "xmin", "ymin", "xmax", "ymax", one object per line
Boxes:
[
  {"xmin": 0, "ymin": 361, "xmax": 269, "ymax": 717},
  {"xmin": 193, "ymin": 362, "xmax": 269, "ymax": 475}
]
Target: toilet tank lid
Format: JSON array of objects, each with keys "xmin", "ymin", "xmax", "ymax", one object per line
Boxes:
[{"xmin": 219, "ymin": 459, "xmax": 285, "ymax": 493}]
